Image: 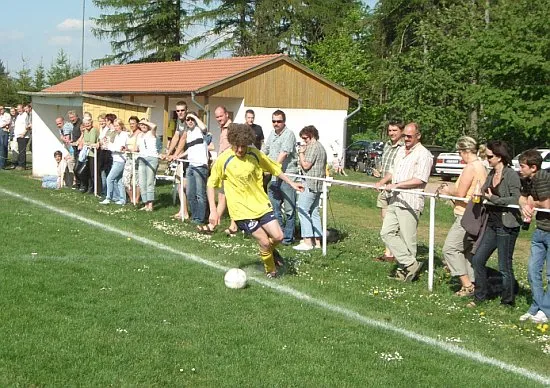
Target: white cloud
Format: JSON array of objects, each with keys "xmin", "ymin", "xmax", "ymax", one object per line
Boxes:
[
  {"xmin": 57, "ymin": 18, "xmax": 95, "ymax": 31},
  {"xmin": 48, "ymin": 36, "xmax": 73, "ymax": 45},
  {"xmin": 0, "ymin": 30, "xmax": 25, "ymax": 41}
]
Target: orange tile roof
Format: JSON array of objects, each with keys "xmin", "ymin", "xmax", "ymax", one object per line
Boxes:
[{"xmin": 44, "ymin": 54, "xmax": 284, "ymax": 94}]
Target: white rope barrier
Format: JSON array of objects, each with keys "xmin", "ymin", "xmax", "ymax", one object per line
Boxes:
[{"xmin": 286, "ymin": 173, "xmax": 549, "ymax": 292}]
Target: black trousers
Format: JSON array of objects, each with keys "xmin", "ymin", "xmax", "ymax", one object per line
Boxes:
[{"xmin": 16, "ymin": 138, "xmax": 29, "ymax": 168}]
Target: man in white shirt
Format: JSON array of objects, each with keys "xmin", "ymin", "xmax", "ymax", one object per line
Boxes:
[
  {"xmin": 0, "ymin": 105, "xmax": 11, "ymax": 169},
  {"xmin": 13, "ymin": 104, "xmax": 29, "ymax": 170},
  {"xmin": 380, "ymin": 122, "xmax": 433, "ymax": 282}
]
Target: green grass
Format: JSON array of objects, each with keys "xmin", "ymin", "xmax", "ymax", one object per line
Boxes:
[{"xmin": 0, "ymin": 170, "xmax": 549, "ymax": 386}]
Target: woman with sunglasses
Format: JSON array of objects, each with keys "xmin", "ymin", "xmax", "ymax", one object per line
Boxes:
[
  {"xmin": 468, "ymin": 140, "xmax": 521, "ymax": 308},
  {"xmin": 136, "ymin": 119, "xmax": 159, "ymax": 211}
]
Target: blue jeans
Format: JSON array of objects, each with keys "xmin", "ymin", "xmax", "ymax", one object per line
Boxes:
[
  {"xmin": 527, "ymin": 228, "xmax": 550, "ymax": 316},
  {"xmin": 138, "ymin": 156, "xmax": 158, "ymax": 203},
  {"xmin": 186, "ymin": 165, "xmax": 208, "ymax": 224},
  {"xmin": 0, "ymin": 131, "xmax": 8, "ymax": 169},
  {"xmin": 297, "ymin": 188, "xmax": 322, "ymax": 238},
  {"xmin": 268, "ymin": 178, "xmax": 297, "ymax": 244},
  {"xmin": 106, "ymin": 161, "xmax": 126, "ymax": 203},
  {"xmin": 472, "ymin": 224, "xmax": 519, "ymax": 305}
]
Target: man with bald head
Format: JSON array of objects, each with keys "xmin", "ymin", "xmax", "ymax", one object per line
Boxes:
[{"xmin": 380, "ymin": 122, "xmax": 433, "ymax": 282}]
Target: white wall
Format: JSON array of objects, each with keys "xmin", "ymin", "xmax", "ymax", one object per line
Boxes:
[
  {"xmin": 239, "ymin": 107, "xmax": 347, "ymax": 163},
  {"xmin": 32, "ymin": 103, "xmax": 78, "ymax": 177}
]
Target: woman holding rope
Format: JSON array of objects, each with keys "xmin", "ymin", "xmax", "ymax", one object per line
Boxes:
[
  {"xmin": 136, "ymin": 119, "xmax": 159, "ymax": 212},
  {"xmin": 438, "ymin": 136, "xmax": 487, "ymax": 297}
]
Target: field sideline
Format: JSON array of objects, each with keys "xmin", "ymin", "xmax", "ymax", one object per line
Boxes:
[{"xmin": 1, "ymin": 173, "xmax": 549, "ymax": 386}]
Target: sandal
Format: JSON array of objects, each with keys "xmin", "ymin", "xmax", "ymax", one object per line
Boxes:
[
  {"xmin": 455, "ymin": 284, "xmax": 475, "ymax": 297},
  {"xmin": 224, "ymin": 228, "xmax": 238, "ymax": 237},
  {"xmin": 196, "ymin": 224, "xmax": 216, "ymax": 234}
]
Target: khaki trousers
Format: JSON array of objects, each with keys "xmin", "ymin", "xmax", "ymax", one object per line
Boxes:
[
  {"xmin": 443, "ymin": 215, "xmax": 475, "ymax": 281},
  {"xmin": 380, "ymin": 204, "xmax": 419, "ymax": 267}
]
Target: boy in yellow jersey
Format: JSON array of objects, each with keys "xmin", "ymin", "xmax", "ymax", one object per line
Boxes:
[{"xmin": 207, "ymin": 124, "xmax": 304, "ymax": 278}]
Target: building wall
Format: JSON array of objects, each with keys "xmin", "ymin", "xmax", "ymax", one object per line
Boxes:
[
  {"xmin": 31, "ymin": 103, "xmax": 76, "ymax": 177},
  {"xmin": 83, "ymin": 98, "xmax": 150, "ymax": 126},
  {"xmin": 208, "ymin": 62, "xmax": 350, "ymax": 110}
]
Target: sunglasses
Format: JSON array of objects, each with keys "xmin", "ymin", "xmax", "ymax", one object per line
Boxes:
[
  {"xmin": 186, "ymin": 117, "xmax": 195, "ymax": 122},
  {"xmin": 402, "ymin": 134, "xmax": 415, "ymax": 139},
  {"xmin": 175, "ymin": 109, "xmax": 187, "ymax": 113},
  {"xmin": 301, "ymin": 137, "xmax": 309, "ymax": 141},
  {"xmin": 272, "ymin": 120, "xmax": 284, "ymax": 124},
  {"xmin": 486, "ymin": 154, "xmax": 495, "ymax": 159}
]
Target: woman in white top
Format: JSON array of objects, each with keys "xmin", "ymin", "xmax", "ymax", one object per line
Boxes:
[
  {"xmin": 137, "ymin": 119, "xmax": 159, "ymax": 211},
  {"xmin": 101, "ymin": 119, "xmax": 129, "ymax": 205},
  {"xmin": 123, "ymin": 116, "xmax": 142, "ymax": 205}
]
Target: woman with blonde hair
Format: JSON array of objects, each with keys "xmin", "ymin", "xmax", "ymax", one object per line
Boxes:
[
  {"xmin": 136, "ymin": 119, "xmax": 159, "ymax": 211},
  {"xmin": 439, "ymin": 136, "xmax": 487, "ymax": 296},
  {"xmin": 100, "ymin": 119, "xmax": 129, "ymax": 205}
]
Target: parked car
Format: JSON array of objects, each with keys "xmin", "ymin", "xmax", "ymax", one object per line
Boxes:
[
  {"xmin": 345, "ymin": 140, "xmax": 383, "ymax": 175},
  {"xmin": 511, "ymin": 149, "xmax": 550, "ymax": 172},
  {"xmin": 424, "ymin": 145, "xmax": 449, "ymax": 175},
  {"xmin": 435, "ymin": 152, "xmax": 464, "ymax": 181}
]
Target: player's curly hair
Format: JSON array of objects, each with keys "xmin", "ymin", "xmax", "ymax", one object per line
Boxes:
[{"xmin": 227, "ymin": 123, "xmax": 256, "ymax": 147}]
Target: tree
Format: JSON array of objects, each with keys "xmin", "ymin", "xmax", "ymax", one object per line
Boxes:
[
  {"xmin": 0, "ymin": 60, "xmax": 18, "ymax": 105},
  {"xmin": 92, "ymin": 0, "xmax": 187, "ymax": 65},
  {"xmin": 47, "ymin": 49, "xmax": 81, "ymax": 87},
  {"xmin": 34, "ymin": 62, "xmax": 47, "ymax": 91},
  {"xmin": 15, "ymin": 58, "xmax": 35, "ymax": 99}
]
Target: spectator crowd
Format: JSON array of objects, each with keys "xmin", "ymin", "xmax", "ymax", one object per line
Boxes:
[{"xmin": 1, "ymin": 101, "xmax": 549, "ymax": 325}]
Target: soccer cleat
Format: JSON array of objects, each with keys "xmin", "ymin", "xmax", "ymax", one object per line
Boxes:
[{"xmin": 266, "ymin": 271, "xmax": 277, "ymax": 279}]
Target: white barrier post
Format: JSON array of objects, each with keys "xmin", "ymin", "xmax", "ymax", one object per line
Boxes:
[
  {"xmin": 93, "ymin": 149, "xmax": 98, "ymax": 196},
  {"xmin": 180, "ymin": 161, "xmax": 184, "ymax": 223},
  {"xmin": 428, "ymin": 196, "xmax": 435, "ymax": 292},
  {"xmin": 322, "ymin": 179, "xmax": 328, "ymax": 256},
  {"xmin": 132, "ymin": 155, "xmax": 136, "ymax": 205}
]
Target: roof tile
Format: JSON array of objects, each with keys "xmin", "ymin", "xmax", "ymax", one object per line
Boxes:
[{"xmin": 44, "ymin": 54, "xmax": 284, "ymax": 94}]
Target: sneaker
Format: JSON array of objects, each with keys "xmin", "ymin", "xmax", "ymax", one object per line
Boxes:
[
  {"xmin": 115, "ymin": 200, "xmax": 125, "ymax": 205},
  {"xmin": 531, "ymin": 310, "xmax": 548, "ymax": 324},
  {"xmin": 404, "ymin": 260, "xmax": 424, "ymax": 282},
  {"xmin": 293, "ymin": 242, "xmax": 314, "ymax": 251},
  {"xmin": 100, "ymin": 199, "xmax": 111, "ymax": 205},
  {"xmin": 519, "ymin": 312, "xmax": 535, "ymax": 322}
]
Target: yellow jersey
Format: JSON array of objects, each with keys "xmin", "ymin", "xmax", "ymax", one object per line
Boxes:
[{"xmin": 208, "ymin": 147, "xmax": 282, "ymax": 221}]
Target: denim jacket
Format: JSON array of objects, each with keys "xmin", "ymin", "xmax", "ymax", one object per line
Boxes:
[{"xmin": 482, "ymin": 166, "xmax": 521, "ymax": 228}]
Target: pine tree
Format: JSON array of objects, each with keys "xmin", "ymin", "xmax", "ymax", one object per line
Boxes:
[
  {"xmin": 92, "ymin": 0, "xmax": 187, "ymax": 65},
  {"xmin": 34, "ymin": 62, "xmax": 47, "ymax": 90},
  {"xmin": 47, "ymin": 49, "xmax": 81, "ymax": 86}
]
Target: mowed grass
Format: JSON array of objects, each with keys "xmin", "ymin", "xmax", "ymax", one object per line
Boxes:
[{"xmin": 0, "ymin": 171, "xmax": 549, "ymax": 386}]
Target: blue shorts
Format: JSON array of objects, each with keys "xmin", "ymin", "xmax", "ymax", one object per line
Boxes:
[{"xmin": 236, "ymin": 211, "xmax": 276, "ymax": 235}]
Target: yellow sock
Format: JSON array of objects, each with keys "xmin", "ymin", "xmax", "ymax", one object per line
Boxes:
[{"xmin": 259, "ymin": 249, "xmax": 276, "ymax": 274}]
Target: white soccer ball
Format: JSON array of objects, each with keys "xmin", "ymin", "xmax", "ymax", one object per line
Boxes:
[{"xmin": 224, "ymin": 268, "xmax": 247, "ymax": 289}]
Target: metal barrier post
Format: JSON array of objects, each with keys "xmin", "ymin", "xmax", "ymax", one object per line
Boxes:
[
  {"xmin": 180, "ymin": 161, "xmax": 184, "ymax": 223},
  {"xmin": 132, "ymin": 155, "xmax": 136, "ymax": 205},
  {"xmin": 93, "ymin": 149, "xmax": 98, "ymax": 196},
  {"xmin": 322, "ymin": 180, "xmax": 328, "ymax": 256},
  {"xmin": 428, "ymin": 196, "xmax": 436, "ymax": 292}
]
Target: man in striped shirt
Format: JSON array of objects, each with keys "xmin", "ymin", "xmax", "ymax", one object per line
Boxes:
[
  {"xmin": 374, "ymin": 120, "xmax": 404, "ymax": 262},
  {"xmin": 380, "ymin": 122, "xmax": 433, "ymax": 282}
]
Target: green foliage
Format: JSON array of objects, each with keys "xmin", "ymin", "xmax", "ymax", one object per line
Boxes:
[
  {"xmin": 33, "ymin": 62, "xmax": 47, "ymax": 91},
  {"xmin": 47, "ymin": 49, "xmax": 81, "ymax": 87},
  {"xmin": 92, "ymin": 0, "xmax": 187, "ymax": 65}
]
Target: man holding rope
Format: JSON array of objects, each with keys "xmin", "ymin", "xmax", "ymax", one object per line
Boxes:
[{"xmin": 380, "ymin": 122, "xmax": 433, "ymax": 282}]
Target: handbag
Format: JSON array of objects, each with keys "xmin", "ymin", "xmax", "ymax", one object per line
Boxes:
[
  {"xmin": 75, "ymin": 160, "xmax": 88, "ymax": 176},
  {"xmin": 460, "ymin": 200, "xmax": 487, "ymax": 236},
  {"xmin": 78, "ymin": 145, "xmax": 89, "ymax": 163}
]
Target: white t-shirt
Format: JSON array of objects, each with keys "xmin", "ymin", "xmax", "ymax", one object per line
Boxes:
[
  {"xmin": 186, "ymin": 127, "xmax": 208, "ymax": 167},
  {"xmin": 14, "ymin": 112, "xmax": 28, "ymax": 137}
]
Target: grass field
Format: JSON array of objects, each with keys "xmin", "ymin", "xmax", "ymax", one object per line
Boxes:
[{"xmin": 1, "ymin": 170, "xmax": 549, "ymax": 386}]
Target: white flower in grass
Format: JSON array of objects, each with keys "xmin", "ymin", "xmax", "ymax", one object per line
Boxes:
[
  {"xmin": 543, "ymin": 344, "xmax": 550, "ymax": 355},
  {"xmin": 375, "ymin": 351, "xmax": 403, "ymax": 362},
  {"xmin": 116, "ymin": 328, "xmax": 128, "ymax": 334}
]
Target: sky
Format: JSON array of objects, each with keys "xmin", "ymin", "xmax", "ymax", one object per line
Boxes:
[{"xmin": 1, "ymin": 0, "xmax": 378, "ymax": 75}]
